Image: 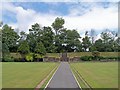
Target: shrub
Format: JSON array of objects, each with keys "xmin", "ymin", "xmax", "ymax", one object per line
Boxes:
[
  {"xmin": 118, "ymin": 57, "xmax": 120, "ymax": 60},
  {"xmin": 14, "ymin": 58, "xmax": 21, "ymax": 62},
  {"xmin": 2, "ymin": 54, "xmax": 14, "ymax": 62},
  {"xmin": 80, "ymin": 56, "xmax": 93, "ymax": 61},
  {"xmin": 25, "ymin": 53, "xmax": 33, "ymax": 62},
  {"xmin": 99, "ymin": 56, "xmax": 119, "ymax": 61}
]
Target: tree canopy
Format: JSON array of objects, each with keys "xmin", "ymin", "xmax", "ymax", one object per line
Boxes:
[{"xmin": 1, "ymin": 17, "xmax": 119, "ymax": 56}]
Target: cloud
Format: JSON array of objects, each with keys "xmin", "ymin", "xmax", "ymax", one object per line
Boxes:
[
  {"xmin": 2, "ymin": 0, "xmax": 120, "ymax": 2},
  {"xmin": 64, "ymin": 5, "xmax": 118, "ymax": 32},
  {"xmin": 2, "ymin": 2, "xmax": 118, "ymax": 36}
]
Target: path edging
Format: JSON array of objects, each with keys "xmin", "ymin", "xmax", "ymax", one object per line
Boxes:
[
  {"xmin": 70, "ymin": 65, "xmax": 82, "ymax": 90},
  {"xmin": 72, "ymin": 66, "xmax": 92, "ymax": 89},
  {"xmin": 44, "ymin": 62, "xmax": 61, "ymax": 90},
  {"xmin": 34, "ymin": 63, "xmax": 59, "ymax": 90}
]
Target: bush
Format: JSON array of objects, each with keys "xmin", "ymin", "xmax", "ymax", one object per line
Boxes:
[
  {"xmin": 2, "ymin": 54, "xmax": 14, "ymax": 62},
  {"xmin": 25, "ymin": 53, "xmax": 33, "ymax": 62},
  {"xmin": 14, "ymin": 58, "xmax": 21, "ymax": 62},
  {"xmin": 99, "ymin": 56, "xmax": 119, "ymax": 61},
  {"xmin": 118, "ymin": 57, "xmax": 120, "ymax": 60},
  {"xmin": 80, "ymin": 56, "xmax": 93, "ymax": 61}
]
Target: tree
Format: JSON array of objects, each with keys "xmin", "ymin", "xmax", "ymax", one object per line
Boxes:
[
  {"xmin": 101, "ymin": 30, "xmax": 116, "ymax": 52},
  {"xmin": 2, "ymin": 24, "xmax": 19, "ymax": 52},
  {"xmin": 65, "ymin": 30, "xmax": 81, "ymax": 52},
  {"xmin": 35, "ymin": 42, "xmax": 46, "ymax": 58},
  {"xmin": 2, "ymin": 43, "xmax": 14, "ymax": 62},
  {"xmin": 94, "ymin": 39, "xmax": 105, "ymax": 52},
  {"xmin": 51, "ymin": 17, "xmax": 65, "ymax": 52},
  {"xmin": 27, "ymin": 23, "xmax": 42, "ymax": 52},
  {"xmin": 18, "ymin": 40, "xmax": 30, "ymax": 55},
  {"xmin": 115, "ymin": 37, "xmax": 120, "ymax": 51},
  {"xmin": 41, "ymin": 26, "xmax": 55, "ymax": 52},
  {"xmin": 82, "ymin": 31, "xmax": 91, "ymax": 51},
  {"xmin": 20, "ymin": 31, "xmax": 27, "ymax": 40},
  {"xmin": 52, "ymin": 17, "xmax": 65, "ymax": 35}
]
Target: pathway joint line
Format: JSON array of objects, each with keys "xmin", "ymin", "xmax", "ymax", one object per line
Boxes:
[{"xmin": 44, "ymin": 62, "xmax": 61, "ymax": 90}]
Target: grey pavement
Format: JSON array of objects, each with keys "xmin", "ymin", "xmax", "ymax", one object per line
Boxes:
[{"xmin": 45, "ymin": 62, "xmax": 80, "ymax": 90}]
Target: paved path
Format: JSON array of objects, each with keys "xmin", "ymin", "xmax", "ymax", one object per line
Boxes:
[{"xmin": 45, "ymin": 62, "xmax": 80, "ymax": 90}]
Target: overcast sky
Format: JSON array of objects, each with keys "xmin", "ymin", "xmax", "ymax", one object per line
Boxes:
[{"xmin": 1, "ymin": 0, "xmax": 119, "ymax": 39}]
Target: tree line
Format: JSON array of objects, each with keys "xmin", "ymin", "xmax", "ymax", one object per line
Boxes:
[{"xmin": 1, "ymin": 17, "xmax": 120, "ymax": 61}]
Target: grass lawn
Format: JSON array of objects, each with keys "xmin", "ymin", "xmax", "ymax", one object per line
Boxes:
[
  {"xmin": 2, "ymin": 62, "xmax": 58, "ymax": 88},
  {"xmin": 70, "ymin": 62, "xmax": 118, "ymax": 88}
]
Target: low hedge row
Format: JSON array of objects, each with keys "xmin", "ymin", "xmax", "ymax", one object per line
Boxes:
[
  {"xmin": 2, "ymin": 53, "xmax": 120, "ymax": 62},
  {"xmin": 80, "ymin": 56, "xmax": 120, "ymax": 61},
  {"xmin": 2, "ymin": 53, "xmax": 44, "ymax": 62}
]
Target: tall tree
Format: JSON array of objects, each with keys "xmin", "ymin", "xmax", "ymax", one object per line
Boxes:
[
  {"xmin": 82, "ymin": 31, "xmax": 91, "ymax": 51},
  {"xmin": 101, "ymin": 30, "xmax": 116, "ymax": 52},
  {"xmin": 2, "ymin": 24, "xmax": 19, "ymax": 52},
  {"xmin": 41, "ymin": 26, "xmax": 55, "ymax": 52},
  {"xmin": 94, "ymin": 39, "xmax": 105, "ymax": 52},
  {"xmin": 65, "ymin": 30, "xmax": 81, "ymax": 52},
  {"xmin": 18, "ymin": 40, "xmax": 30, "ymax": 55},
  {"xmin": 27, "ymin": 23, "xmax": 42, "ymax": 52},
  {"xmin": 52, "ymin": 17, "xmax": 65, "ymax": 35},
  {"xmin": 35, "ymin": 42, "xmax": 46, "ymax": 58},
  {"xmin": 51, "ymin": 17, "xmax": 65, "ymax": 52}
]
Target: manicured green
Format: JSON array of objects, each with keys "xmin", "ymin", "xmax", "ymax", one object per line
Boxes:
[
  {"xmin": 70, "ymin": 62, "xmax": 118, "ymax": 88},
  {"xmin": 2, "ymin": 62, "xmax": 58, "ymax": 88}
]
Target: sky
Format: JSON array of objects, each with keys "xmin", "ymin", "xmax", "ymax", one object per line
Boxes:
[{"xmin": 1, "ymin": 0, "xmax": 119, "ymax": 39}]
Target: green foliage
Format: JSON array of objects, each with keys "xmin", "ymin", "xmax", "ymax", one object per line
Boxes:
[
  {"xmin": 99, "ymin": 56, "xmax": 119, "ymax": 61},
  {"xmin": 80, "ymin": 56, "xmax": 93, "ymax": 61},
  {"xmin": 100, "ymin": 30, "xmax": 118, "ymax": 52},
  {"xmin": 27, "ymin": 23, "xmax": 42, "ymax": 52},
  {"xmin": 18, "ymin": 40, "xmax": 30, "ymax": 54},
  {"xmin": 19, "ymin": 31, "xmax": 27, "ymax": 41},
  {"xmin": 2, "ymin": 24, "xmax": 19, "ymax": 52},
  {"xmin": 2, "ymin": 54, "xmax": 14, "ymax": 62},
  {"xmin": 35, "ymin": 42, "xmax": 46, "ymax": 57},
  {"xmin": 65, "ymin": 30, "xmax": 81, "ymax": 52},
  {"xmin": 2, "ymin": 43, "xmax": 9, "ymax": 54},
  {"xmin": 2, "ymin": 43, "xmax": 14, "ymax": 62},
  {"xmin": 2, "ymin": 18, "xmax": 119, "ymax": 57},
  {"xmin": 25, "ymin": 53, "xmax": 33, "ymax": 62},
  {"xmin": 82, "ymin": 36, "xmax": 91, "ymax": 51},
  {"xmin": 94, "ymin": 39, "xmax": 104, "ymax": 51},
  {"xmin": 101, "ymin": 30, "xmax": 111, "ymax": 44},
  {"xmin": 42, "ymin": 26, "xmax": 55, "ymax": 52},
  {"xmin": 52, "ymin": 17, "xmax": 65, "ymax": 35}
]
